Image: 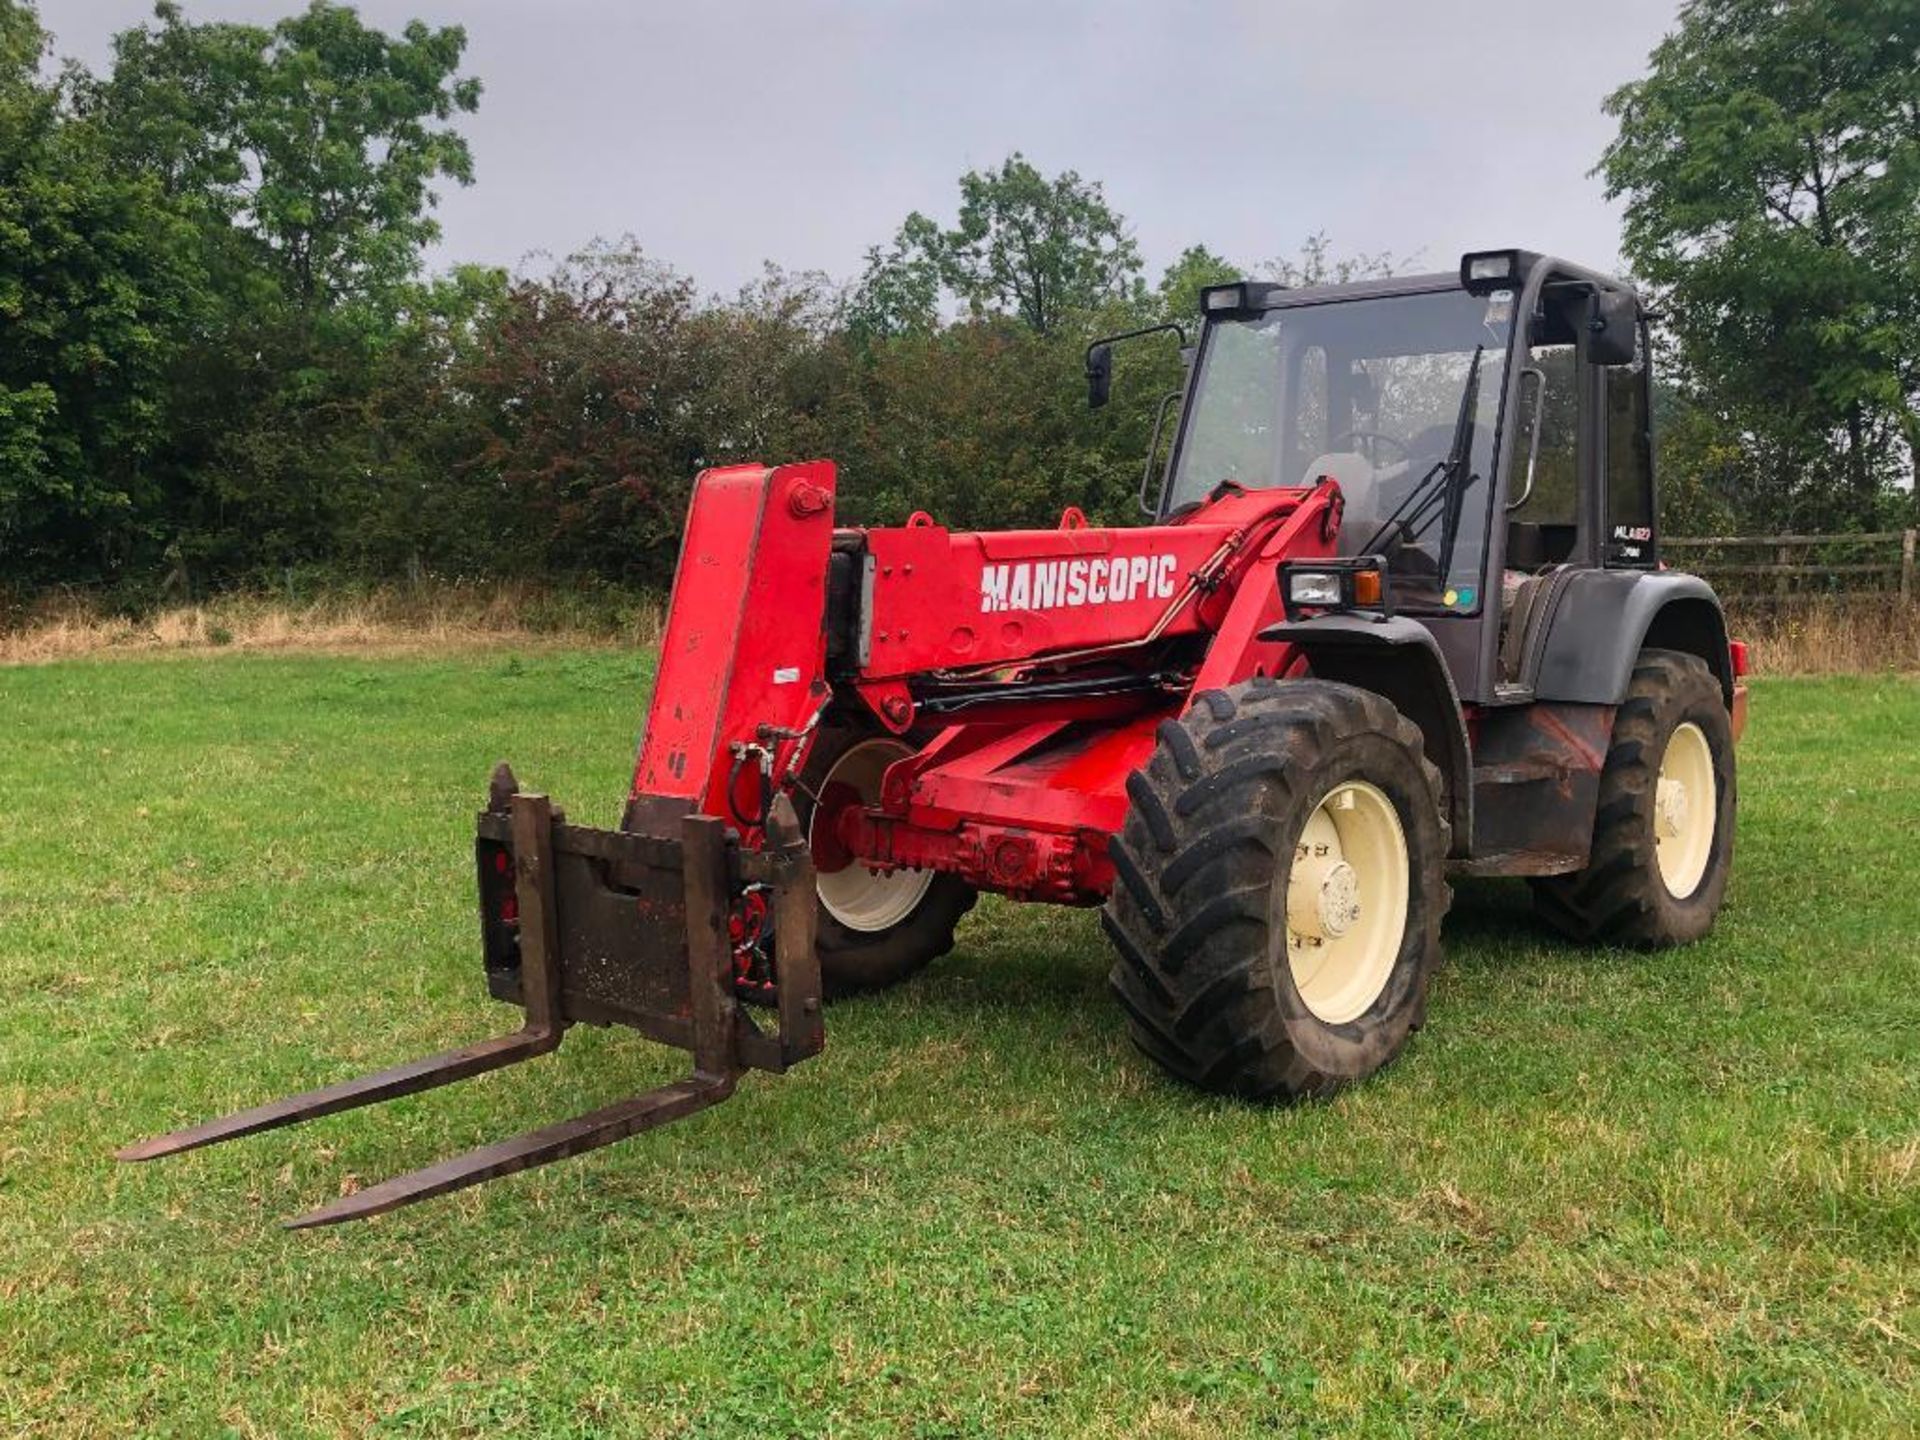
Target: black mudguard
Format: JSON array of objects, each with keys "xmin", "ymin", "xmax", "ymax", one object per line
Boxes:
[
  {"xmin": 1259, "ymin": 614, "xmax": 1473, "ymax": 858},
  {"xmin": 1530, "ymin": 570, "xmax": 1734, "ymax": 706}
]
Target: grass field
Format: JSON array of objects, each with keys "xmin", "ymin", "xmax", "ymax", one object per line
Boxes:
[{"xmin": 2, "ymin": 654, "xmax": 1917, "ymax": 1438}]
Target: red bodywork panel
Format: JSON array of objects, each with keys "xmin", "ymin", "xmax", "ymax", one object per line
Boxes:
[
  {"xmin": 631, "ymin": 464, "xmax": 1339, "ymax": 904},
  {"xmin": 631, "ymin": 461, "xmax": 839, "ymax": 824},
  {"xmin": 859, "ymin": 484, "xmax": 1321, "ymax": 677}
]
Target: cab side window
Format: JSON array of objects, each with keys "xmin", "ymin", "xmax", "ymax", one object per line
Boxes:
[
  {"xmin": 1605, "ymin": 331, "xmax": 1655, "ymax": 566},
  {"xmin": 1506, "ymin": 340, "xmax": 1579, "ymax": 567}
]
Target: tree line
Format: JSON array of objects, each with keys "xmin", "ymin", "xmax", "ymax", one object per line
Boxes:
[{"xmin": 3, "ymin": 0, "xmax": 1915, "ymax": 605}]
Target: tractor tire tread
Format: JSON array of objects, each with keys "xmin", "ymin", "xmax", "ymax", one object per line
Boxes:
[
  {"xmin": 1124, "ymin": 770, "xmax": 1177, "ymax": 854},
  {"xmin": 1160, "ymin": 814, "xmax": 1276, "ymax": 899},
  {"xmin": 1107, "ymin": 837, "xmax": 1168, "ymax": 933},
  {"xmin": 1100, "ymin": 910, "xmax": 1173, "ymax": 1007}
]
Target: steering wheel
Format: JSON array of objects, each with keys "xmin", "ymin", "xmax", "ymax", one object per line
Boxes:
[
  {"xmin": 1330, "ymin": 427, "xmax": 1424, "ymax": 528},
  {"xmin": 1328, "ymin": 428, "xmax": 1412, "ymax": 470}
]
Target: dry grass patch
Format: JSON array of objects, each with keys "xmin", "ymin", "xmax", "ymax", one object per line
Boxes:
[
  {"xmin": 1725, "ymin": 597, "xmax": 1920, "ymax": 675},
  {"xmin": 0, "ymin": 585, "xmax": 661, "ymax": 665},
  {"xmin": 8, "ymin": 580, "xmax": 1915, "ymax": 676}
]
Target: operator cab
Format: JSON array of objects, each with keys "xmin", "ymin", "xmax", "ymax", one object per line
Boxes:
[{"xmin": 1130, "ymin": 251, "xmax": 1653, "ymax": 705}]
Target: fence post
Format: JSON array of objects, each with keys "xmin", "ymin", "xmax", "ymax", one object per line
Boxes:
[
  {"xmin": 1903, "ymin": 528, "xmax": 1916, "ymax": 606},
  {"xmin": 1776, "ymin": 544, "xmax": 1793, "ymax": 600}
]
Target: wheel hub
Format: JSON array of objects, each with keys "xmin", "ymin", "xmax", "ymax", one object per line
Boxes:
[
  {"xmin": 1655, "ymin": 775, "xmax": 1690, "ymax": 839},
  {"xmin": 1286, "ymin": 843, "xmax": 1344, "ymax": 941},
  {"xmin": 1315, "ymin": 861, "xmax": 1361, "ymax": 938}
]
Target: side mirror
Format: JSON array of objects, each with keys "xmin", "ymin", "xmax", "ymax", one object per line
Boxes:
[
  {"xmin": 1584, "ymin": 291, "xmax": 1638, "ymax": 366},
  {"xmin": 1085, "ymin": 343, "xmax": 1113, "ymax": 409}
]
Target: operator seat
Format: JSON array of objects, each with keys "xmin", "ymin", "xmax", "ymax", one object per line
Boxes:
[{"xmin": 1300, "ymin": 451, "xmax": 1376, "ymax": 551}]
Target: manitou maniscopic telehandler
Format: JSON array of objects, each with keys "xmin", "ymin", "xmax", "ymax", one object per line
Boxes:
[{"xmin": 123, "ymin": 249, "xmax": 1749, "ymax": 1227}]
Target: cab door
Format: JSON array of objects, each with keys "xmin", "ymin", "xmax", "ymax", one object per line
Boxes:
[{"xmin": 1493, "ymin": 279, "xmax": 1607, "ymax": 691}]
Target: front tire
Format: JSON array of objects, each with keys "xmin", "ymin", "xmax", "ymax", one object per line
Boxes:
[
  {"xmin": 1532, "ymin": 649, "xmax": 1736, "ymax": 946},
  {"xmin": 1104, "ymin": 679, "xmax": 1450, "ymax": 1100}
]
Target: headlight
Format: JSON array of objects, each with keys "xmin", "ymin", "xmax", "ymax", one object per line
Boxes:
[
  {"xmin": 1201, "ymin": 283, "xmax": 1246, "ymax": 314},
  {"xmin": 1279, "ymin": 561, "xmax": 1389, "ymax": 618},
  {"xmin": 1287, "ymin": 572, "xmax": 1344, "ymax": 607},
  {"xmin": 1459, "ymin": 248, "xmax": 1532, "ymax": 295}
]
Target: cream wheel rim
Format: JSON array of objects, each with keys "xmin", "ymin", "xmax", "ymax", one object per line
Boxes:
[
  {"xmin": 1285, "ymin": 780, "xmax": 1409, "ymax": 1024},
  {"xmin": 811, "ymin": 739, "xmax": 935, "ymax": 932},
  {"xmin": 1654, "ymin": 721, "xmax": 1716, "ymax": 898}
]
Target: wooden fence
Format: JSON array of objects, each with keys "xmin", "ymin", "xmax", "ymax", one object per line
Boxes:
[{"xmin": 1663, "ymin": 529, "xmax": 1917, "ymax": 603}]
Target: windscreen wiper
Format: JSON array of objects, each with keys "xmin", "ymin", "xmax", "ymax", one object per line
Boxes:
[
  {"xmin": 1434, "ymin": 343, "xmax": 1485, "ymax": 579},
  {"xmin": 1360, "ymin": 344, "xmax": 1485, "ymax": 571}
]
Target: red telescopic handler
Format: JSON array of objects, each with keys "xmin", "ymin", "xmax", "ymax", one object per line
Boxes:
[{"xmin": 121, "ymin": 251, "xmax": 1748, "ymax": 1226}]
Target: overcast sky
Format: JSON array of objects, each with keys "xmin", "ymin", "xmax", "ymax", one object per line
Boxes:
[{"xmin": 47, "ymin": 0, "xmax": 1683, "ymax": 294}]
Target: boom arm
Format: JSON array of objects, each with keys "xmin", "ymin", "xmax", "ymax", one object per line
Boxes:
[{"xmin": 628, "ymin": 464, "xmax": 1340, "ymax": 904}]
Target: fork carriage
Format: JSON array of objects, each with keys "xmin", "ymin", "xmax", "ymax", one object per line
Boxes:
[{"xmin": 121, "ymin": 777, "xmax": 822, "ymax": 1228}]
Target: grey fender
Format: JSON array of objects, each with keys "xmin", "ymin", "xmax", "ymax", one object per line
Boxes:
[
  {"xmin": 1259, "ymin": 614, "xmax": 1473, "ymax": 858},
  {"xmin": 1533, "ymin": 570, "xmax": 1733, "ymax": 707}
]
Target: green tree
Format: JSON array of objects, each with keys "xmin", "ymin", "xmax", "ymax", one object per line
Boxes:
[
  {"xmin": 91, "ymin": 0, "xmax": 480, "ymax": 313},
  {"xmin": 1154, "ymin": 244, "xmax": 1240, "ymax": 323},
  {"xmin": 59, "ymin": 0, "xmax": 485, "ymax": 584},
  {"xmin": 847, "ymin": 215, "xmax": 942, "ymax": 341},
  {"xmin": 440, "ymin": 242, "xmax": 717, "ymax": 582},
  {"xmin": 864, "ymin": 154, "xmax": 1144, "ymax": 335},
  {"xmin": 1600, "ymin": 0, "xmax": 1920, "ymax": 528},
  {"xmin": 0, "ymin": 0, "xmax": 205, "ymax": 581},
  {"xmin": 1258, "ymin": 231, "xmax": 1401, "ymax": 288},
  {"xmin": 325, "ymin": 262, "xmax": 510, "ymax": 575},
  {"xmin": 0, "ymin": 0, "xmax": 37, "ymax": 76}
]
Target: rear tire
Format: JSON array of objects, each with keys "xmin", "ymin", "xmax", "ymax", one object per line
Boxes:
[
  {"xmin": 799, "ymin": 733, "xmax": 975, "ymax": 996},
  {"xmin": 1531, "ymin": 649, "xmax": 1735, "ymax": 946},
  {"xmin": 1104, "ymin": 679, "xmax": 1450, "ymax": 1100}
]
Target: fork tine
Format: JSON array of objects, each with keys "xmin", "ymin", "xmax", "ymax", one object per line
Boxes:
[
  {"xmin": 282, "ymin": 1070, "xmax": 737, "ymax": 1229},
  {"xmin": 115, "ymin": 1026, "xmax": 562, "ymax": 1162}
]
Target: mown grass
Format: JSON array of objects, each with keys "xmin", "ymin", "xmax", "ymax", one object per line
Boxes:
[{"xmin": 1, "ymin": 654, "xmax": 1916, "ymax": 1438}]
